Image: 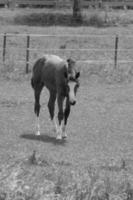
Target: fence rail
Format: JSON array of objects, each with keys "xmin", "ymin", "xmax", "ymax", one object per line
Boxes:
[
  {"xmin": 1, "ymin": 33, "xmax": 133, "ymax": 73},
  {"xmin": 0, "ymin": 0, "xmax": 133, "ymax": 9}
]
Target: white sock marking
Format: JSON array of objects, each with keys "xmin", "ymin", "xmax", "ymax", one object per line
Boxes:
[
  {"xmin": 56, "ymin": 121, "xmax": 63, "ymax": 140},
  {"xmin": 35, "ymin": 117, "xmax": 40, "ymax": 136},
  {"xmin": 62, "ymin": 125, "xmax": 67, "ymax": 138},
  {"xmin": 52, "ymin": 117, "xmax": 58, "ymax": 133}
]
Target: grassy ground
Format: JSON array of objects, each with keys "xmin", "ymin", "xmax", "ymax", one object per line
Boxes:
[
  {"xmin": 1, "ymin": 8, "xmax": 133, "ymax": 200},
  {"xmin": 1, "ymin": 76, "xmax": 133, "ymax": 200}
]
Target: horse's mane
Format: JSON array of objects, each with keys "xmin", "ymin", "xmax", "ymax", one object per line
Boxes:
[{"xmin": 67, "ymin": 58, "xmax": 77, "ymax": 78}]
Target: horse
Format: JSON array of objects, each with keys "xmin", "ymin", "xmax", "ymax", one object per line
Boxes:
[{"xmin": 31, "ymin": 54, "xmax": 80, "ymax": 140}]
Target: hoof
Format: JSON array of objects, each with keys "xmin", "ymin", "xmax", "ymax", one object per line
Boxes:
[
  {"xmin": 62, "ymin": 131, "xmax": 67, "ymax": 139},
  {"xmin": 62, "ymin": 135, "xmax": 67, "ymax": 140},
  {"xmin": 35, "ymin": 131, "xmax": 40, "ymax": 136},
  {"xmin": 56, "ymin": 135, "xmax": 62, "ymax": 140}
]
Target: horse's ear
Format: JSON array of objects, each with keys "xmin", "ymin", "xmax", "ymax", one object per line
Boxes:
[
  {"xmin": 76, "ymin": 72, "xmax": 80, "ymax": 79},
  {"xmin": 67, "ymin": 58, "xmax": 75, "ymax": 66},
  {"xmin": 67, "ymin": 58, "xmax": 71, "ymax": 64},
  {"xmin": 67, "ymin": 58, "xmax": 70, "ymax": 63}
]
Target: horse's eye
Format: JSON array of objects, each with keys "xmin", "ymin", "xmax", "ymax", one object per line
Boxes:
[
  {"xmin": 76, "ymin": 83, "xmax": 79, "ymax": 89},
  {"xmin": 74, "ymin": 84, "xmax": 79, "ymax": 93},
  {"xmin": 77, "ymin": 83, "xmax": 79, "ymax": 88}
]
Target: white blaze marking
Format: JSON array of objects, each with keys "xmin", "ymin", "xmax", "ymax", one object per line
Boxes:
[{"xmin": 68, "ymin": 81, "xmax": 76, "ymax": 103}]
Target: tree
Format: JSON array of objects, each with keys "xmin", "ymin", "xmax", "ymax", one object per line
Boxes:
[{"xmin": 73, "ymin": 0, "xmax": 82, "ymax": 22}]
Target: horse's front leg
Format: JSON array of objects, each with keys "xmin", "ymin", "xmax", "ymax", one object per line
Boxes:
[
  {"xmin": 63, "ymin": 97, "xmax": 71, "ymax": 138},
  {"xmin": 57, "ymin": 95, "xmax": 65, "ymax": 140},
  {"xmin": 34, "ymin": 85, "xmax": 43, "ymax": 136}
]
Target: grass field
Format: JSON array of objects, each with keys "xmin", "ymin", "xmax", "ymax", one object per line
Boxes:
[{"xmin": 1, "ymin": 8, "xmax": 133, "ymax": 200}]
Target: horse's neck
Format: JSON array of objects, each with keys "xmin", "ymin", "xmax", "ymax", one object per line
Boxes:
[{"xmin": 68, "ymin": 67, "xmax": 76, "ymax": 77}]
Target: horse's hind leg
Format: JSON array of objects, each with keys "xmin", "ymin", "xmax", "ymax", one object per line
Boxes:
[
  {"xmin": 34, "ymin": 85, "xmax": 43, "ymax": 135},
  {"xmin": 47, "ymin": 90, "xmax": 57, "ymax": 132}
]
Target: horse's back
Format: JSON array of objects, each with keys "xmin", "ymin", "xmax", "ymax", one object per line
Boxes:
[
  {"xmin": 44, "ymin": 54, "xmax": 64, "ymax": 64},
  {"xmin": 43, "ymin": 55, "xmax": 68, "ymax": 88},
  {"xmin": 32, "ymin": 55, "xmax": 68, "ymax": 90}
]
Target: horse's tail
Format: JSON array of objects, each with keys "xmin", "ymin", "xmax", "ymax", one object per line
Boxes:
[{"xmin": 31, "ymin": 57, "xmax": 46, "ymax": 89}]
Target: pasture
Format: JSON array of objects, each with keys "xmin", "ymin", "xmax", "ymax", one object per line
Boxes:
[{"xmin": 1, "ymin": 8, "xmax": 133, "ymax": 200}]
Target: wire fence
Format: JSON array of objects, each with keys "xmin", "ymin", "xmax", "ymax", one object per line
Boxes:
[
  {"xmin": 1, "ymin": 0, "xmax": 133, "ymax": 9},
  {"xmin": 0, "ymin": 33, "xmax": 133, "ymax": 73}
]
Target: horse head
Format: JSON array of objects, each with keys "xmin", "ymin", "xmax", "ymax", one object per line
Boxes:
[{"xmin": 64, "ymin": 58, "xmax": 80, "ymax": 105}]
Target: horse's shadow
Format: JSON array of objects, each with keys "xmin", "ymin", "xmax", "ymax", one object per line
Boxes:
[{"xmin": 21, "ymin": 132, "xmax": 67, "ymax": 145}]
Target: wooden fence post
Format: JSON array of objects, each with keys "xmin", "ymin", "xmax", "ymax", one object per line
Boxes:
[
  {"xmin": 26, "ymin": 35, "xmax": 30, "ymax": 73},
  {"xmin": 3, "ymin": 33, "xmax": 7, "ymax": 63},
  {"xmin": 114, "ymin": 35, "xmax": 119, "ymax": 69}
]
